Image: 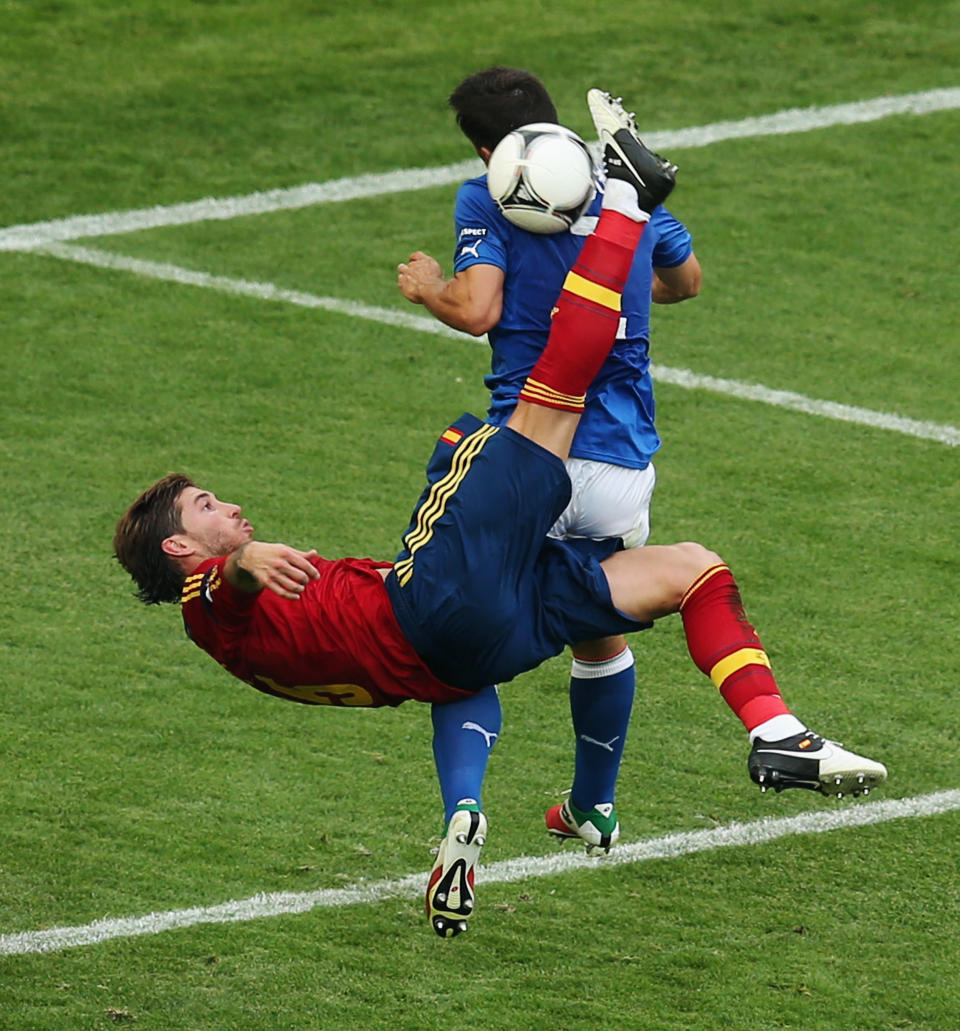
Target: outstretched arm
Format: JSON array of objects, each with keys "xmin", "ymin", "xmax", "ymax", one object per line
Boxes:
[
  {"xmin": 224, "ymin": 542, "xmax": 320, "ymax": 600},
  {"xmin": 397, "ymin": 253, "xmax": 504, "ymax": 336}
]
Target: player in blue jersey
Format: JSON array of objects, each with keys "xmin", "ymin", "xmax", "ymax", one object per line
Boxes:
[{"xmin": 399, "ymin": 68, "xmax": 703, "ymax": 861}]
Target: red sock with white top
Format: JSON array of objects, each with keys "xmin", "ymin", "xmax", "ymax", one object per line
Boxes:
[{"xmin": 680, "ymin": 563, "xmax": 804, "ymax": 738}]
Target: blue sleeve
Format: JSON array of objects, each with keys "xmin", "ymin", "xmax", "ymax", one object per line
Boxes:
[
  {"xmin": 453, "ymin": 178, "xmax": 510, "ymax": 274},
  {"xmin": 650, "ymin": 206, "xmax": 693, "ymax": 269}
]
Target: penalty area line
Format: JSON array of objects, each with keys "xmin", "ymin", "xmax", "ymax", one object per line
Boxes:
[{"xmin": 2, "ymin": 789, "xmax": 958, "ymax": 956}]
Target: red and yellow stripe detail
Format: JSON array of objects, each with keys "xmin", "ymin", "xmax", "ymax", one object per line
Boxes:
[
  {"xmin": 518, "ymin": 377, "xmax": 586, "ymax": 412},
  {"xmin": 708, "ymin": 647, "xmax": 771, "ymax": 689},
  {"xmin": 440, "ymin": 426, "xmax": 464, "ymax": 446},
  {"xmin": 679, "ymin": 563, "xmax": 728, "ymax": 610},
  {"xmin": 181, "ymin": 566, "xmax": 218, "ymax": 604},
  {"xmin": 561, "ymin": 269, "xmax": 623, "ymax": 313}
]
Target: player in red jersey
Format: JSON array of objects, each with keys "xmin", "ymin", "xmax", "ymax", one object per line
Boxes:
[{"xmin": 115, "ymin": 103, "xmax": 885, "ymax": 937}]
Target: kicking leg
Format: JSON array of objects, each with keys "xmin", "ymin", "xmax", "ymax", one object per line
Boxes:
[{"xmin": 507, "ymin": 97, "xmax": 677, "ymax": 458}]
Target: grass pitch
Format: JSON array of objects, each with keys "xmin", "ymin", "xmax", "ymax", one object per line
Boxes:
[{"xmin": 2, "ymin": 1, "xmax": 959, "ymax": 1028}]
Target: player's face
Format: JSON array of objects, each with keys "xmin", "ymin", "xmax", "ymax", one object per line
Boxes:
[{"xmin": 176, "ymin": 486, "xmax": 254, "ymax": 558}]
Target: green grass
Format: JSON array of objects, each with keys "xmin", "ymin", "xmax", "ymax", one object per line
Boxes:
[{"xmin": 2, "ymin": 1, "xmax": 959, "ymax": 1028}]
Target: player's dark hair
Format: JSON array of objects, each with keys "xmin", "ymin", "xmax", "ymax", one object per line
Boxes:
[
  {"xmin": 449, "ymin": 66, "xmax": 558, "ymax": 152},
  {"xmin": 113, "ymin": 473, "xmax": 196, "ymax": 605}
]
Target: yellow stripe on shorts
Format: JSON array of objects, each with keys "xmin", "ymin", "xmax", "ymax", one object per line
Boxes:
[{"xmin": 394, "ymin": 423, "xmax": 499, "ymax": 587}]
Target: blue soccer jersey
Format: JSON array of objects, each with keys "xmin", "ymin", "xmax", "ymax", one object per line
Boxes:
[{"xmin": 452, "ymin": 176, "xmax": 692, "ymax": 469}]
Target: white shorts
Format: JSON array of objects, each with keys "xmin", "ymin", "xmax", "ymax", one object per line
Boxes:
[{"xmin": 549, "ymin": 458, "xmax": 656, "ymax": 549}]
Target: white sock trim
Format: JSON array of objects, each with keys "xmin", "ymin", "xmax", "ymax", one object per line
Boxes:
[
  {"xmin": 600, "ymin": 179, "xmax": 650, "ymax": 223},
  {"xmin": 571, "ymin": 646, "xmax": 634, "ymax": 680},
  {"xmin": 749, "ymin": 713, "xmax": 806, "ymax": 743}
]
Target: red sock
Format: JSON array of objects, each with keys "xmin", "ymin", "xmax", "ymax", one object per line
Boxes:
[
  {"xmin": 679, "ymin": 564, "xmax": 792, "ymax": 731},
  {"xmin": 518, "ymin": 211, "xmax": 645, "ymax": 413}
]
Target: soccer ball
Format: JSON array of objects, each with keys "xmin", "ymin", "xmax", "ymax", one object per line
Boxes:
[{"xmin": 486, "ymin": 122, "xmax": 595, "ymax": 234}]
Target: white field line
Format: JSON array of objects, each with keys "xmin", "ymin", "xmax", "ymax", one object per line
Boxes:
[
  {"xmin": 2, "ymin": 87, "xmax": 959, "ymax": 251},
  {"xmin": 2, "ymin": 788, "xmax": 958, "ymax": 956},
  {"xmin": 651, "ymin": 366, "xmax": 960, "ymax": 447},
  {"xmin": 38, "ymin": 242, "xmax": 471, "ymax": 341},
  {"xmin": 38, "ymin": 242, "xmax": 960, "ymax": 448}
]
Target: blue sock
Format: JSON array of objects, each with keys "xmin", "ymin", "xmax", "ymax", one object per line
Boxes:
[
  {"xmin": 568, "ymin": 648, "xmax": 635, "ymax": 812},
  {"xmin": 431, "ymin": 684, "xmax": 502, "ymax": 825}
]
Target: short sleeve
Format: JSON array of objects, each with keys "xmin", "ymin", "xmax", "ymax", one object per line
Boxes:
[
  {"xmin": 650, "ymin": 207, "xmax": 693, "ymax": 269},
  {"xmin": 453, "ymin": 178, "xmax": 509, "ymax": 274}
]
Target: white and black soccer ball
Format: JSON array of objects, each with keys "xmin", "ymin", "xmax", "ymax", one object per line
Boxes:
[{"xmin": 486, "ymin": 122, "xmax": 596, "ymax": 234}]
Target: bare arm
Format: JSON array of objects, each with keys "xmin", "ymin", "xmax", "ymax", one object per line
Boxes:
[
  {"xmin": 397, "ymin": 252, "xmax": 504, "ymax": 336},
  {"xmin": 224, "ymin": 542, "xmax": 320, "ymax": 600},
  {"xmin": 652, "ymin": 252, "xmax": 702, "ymax": 305}
]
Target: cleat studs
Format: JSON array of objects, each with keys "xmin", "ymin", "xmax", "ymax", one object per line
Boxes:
[
  {"xmin": 455, "ymin": 833, "xmax": 467, "ymax": 844},
  {"xmin": 834, "ymin": 775, "xmax": 843, "ymax": 785},
  {"xmin": 863, "ymin": 787, "xmax": 870, "ymax": 796},
  {"xmin": 476, "ymin": 836, "xmax": 486, "ymax": 846},
  {"xmin": 836, "ymin": 792, "xmax": 844, "ymax": 799}
]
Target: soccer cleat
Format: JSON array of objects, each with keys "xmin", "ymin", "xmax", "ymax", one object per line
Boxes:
[
  {"xmin": 587, "ymin": 88, "xmax": 677, "ymax": 213},
  {"xmin": 425, "ymin": 805, "xmax": 487, "ymax": 938},
  {"xmin": 545, "ymin": 799, "xmax": 619, "ymax": 854},
  {"xmin": 748, "ymin": 731, "xmax": 887, "ymax": 798}
]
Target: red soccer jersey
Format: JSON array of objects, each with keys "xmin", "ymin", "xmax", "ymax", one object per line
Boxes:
[{"xmin": 180, "ymin": 555, "xmax": 469, "ymax": 707}]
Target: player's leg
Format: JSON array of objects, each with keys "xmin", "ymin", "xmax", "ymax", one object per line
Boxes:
[
  {"xmin": 425, "ymin": 687, "xmax": 500, "ymax": 937},
  {"xmin": 506, "ymin": 98, "xmax": 677, "ymax": 458},
  {"xmin": 425, "ymin": 686, "xmax": 500, "ymax": 938},
  {"xmin": 545, "ymin": 634, "xmax": 634, "ymax": 853},
  {"xmin": 430, "ymin": 687, "xmax": 501, "ymax": 824},
  {"xmin": 545, "ymin": 459, "xmax": 656, "ymax": 850},
  {"xmin": 679, "ymin": 562, "xmax": 886, "ymax": 797},
  {"xmin": 602, "ymin": 543, "xmax": 887, "ymax": 797}
]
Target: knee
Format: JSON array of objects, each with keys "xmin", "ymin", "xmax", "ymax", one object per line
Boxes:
[
  {"xmin": 602, "ymin": 540, "xmax": 727, "ymax": 623},
  {"xmin": 670, "ymin": 541, "xmax": 725, "ymax": 583}
]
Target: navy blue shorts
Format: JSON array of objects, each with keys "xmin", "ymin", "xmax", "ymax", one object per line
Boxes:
[{"xmin": 384, "ymin": 414, "xmax": 649, "ymax": 691}]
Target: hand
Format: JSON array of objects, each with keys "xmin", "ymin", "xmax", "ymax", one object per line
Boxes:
[
  {"xmin": 229, "ymin": 542, "xmax": 320, "ymax": 600},
  {"xmin": 397, "ymin": 251, "xmax": 444, "ymax": 304}
]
